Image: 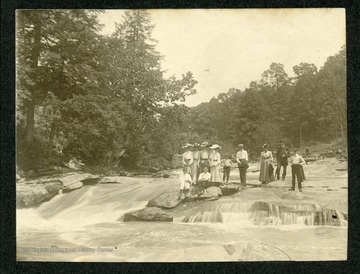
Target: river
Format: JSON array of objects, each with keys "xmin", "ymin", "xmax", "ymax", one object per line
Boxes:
[{"xmin": 16, "ymin": 166, "xmax": 348, "ymax": 262}]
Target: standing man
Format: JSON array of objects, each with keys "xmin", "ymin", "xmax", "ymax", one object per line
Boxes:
[
  {"xmin": 290, "ymin": 149, "xmax": 306, "ymax": 192},
  {"xmin": 276, "ymin": 140, "xmax": 290, "ymax": 181},
  {"xmin": 236, "ymin": 144, "xmax": 249, "ymax": 186}
]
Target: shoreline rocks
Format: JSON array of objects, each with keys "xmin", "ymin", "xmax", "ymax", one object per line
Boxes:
[
  {"xmin": 17, "ymin": 182, "xmax": 62, "ymax": 208},
  {"xmin": 16, "ymin": 172, "xmax": 95, "ymax": 208}
]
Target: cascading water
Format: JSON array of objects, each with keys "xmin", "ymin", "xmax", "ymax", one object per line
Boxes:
[
  {"xmin": 178, "ymin": 201, "xmax": 347, "ymax": 226},
  {"xmin": 17, "ymin": 179, "xmax": 178, "ymax": 230},
  {"xmin": 16, "ymin": 174, "xmax": 348, "ymax": 262}
]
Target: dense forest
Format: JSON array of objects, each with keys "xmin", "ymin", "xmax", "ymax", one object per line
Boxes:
[{"xmin": 16, "ymin": 10, "xmax": 346, "ymax": 173}]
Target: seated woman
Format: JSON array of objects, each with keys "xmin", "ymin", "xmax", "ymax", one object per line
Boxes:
[{"xmin": 197, "ymin": 166, "xmax": 211, "ymax": 195}]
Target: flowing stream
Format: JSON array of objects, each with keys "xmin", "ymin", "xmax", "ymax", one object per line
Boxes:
[{"xmin": 16, "ymin": 176, "xmax": 347, "ymax": 262}]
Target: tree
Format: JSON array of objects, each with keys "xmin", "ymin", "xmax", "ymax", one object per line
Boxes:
[
  {"xmin": 260, "ymin": 63, "xmax": 289, "ymax": 90},
  {"xmin": 318, "ymin": 46, "xmax": 346, "ymax": 142},
  {"xmin": 16, "ymin": 10, "xmax": 104, "ymax": 169},
  {"xmin": 289, "ymin": 63, "xmax": 319, "ymax": 145},
  {"xmin": 100, "ymin": 10, "xmax": 197, "ymax": 165}
]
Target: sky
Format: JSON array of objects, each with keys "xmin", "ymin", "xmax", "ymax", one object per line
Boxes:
[{"xmin": 98, "ymin": 9, "xmax": 346, "ymax": 107}]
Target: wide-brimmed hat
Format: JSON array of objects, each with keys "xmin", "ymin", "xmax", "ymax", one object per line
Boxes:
[
  {"xmin": 262, "ymin": 143, "xmax": 269, "ymax": 148},
  {"xmin": 182, "ymin": 143, "xmax": 194, "ymax": 149},
  {"xmin": 238, "ymin": 144, "xmax": 244, "ymax": 147},
  {"xmin": 194, "ymin": 143, "xmax": 200, "ymax": 148},
  {"xmin": 200, "ymin": 141, "xmax": 210, "ymax": 148},
  {"xmin": 210, "ymin": 144, "xmax": 220, "ymax": 149}
]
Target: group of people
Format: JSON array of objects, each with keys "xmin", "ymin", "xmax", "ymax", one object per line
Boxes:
[{"xmin": 179, "ymin": 140, "xmax": 306, "ymax": 198}]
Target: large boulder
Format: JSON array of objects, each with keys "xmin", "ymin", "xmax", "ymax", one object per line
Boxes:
[
  {"xmin": 220, "ymin": 184, "xmax": 239, "ymax": 196},
  {"xmin": 17, "ymin": 182, "xmax": 62, "ymax": 208},
  {"xmin": 63, "ymin": 181, "xmax": 83, "ymax": 193},
  {"xmin": 122, "ymin": 207, "xmax": 173, "ymax": 222},
  {"xmin": 199, "ymin": 186, "xmax": 222, "ymax": 201},
  {"xmin": 148, "ymin": 191, "xmax": 183, "ymax": 209}
]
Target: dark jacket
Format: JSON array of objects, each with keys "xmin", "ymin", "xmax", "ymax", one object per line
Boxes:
[{"xmin": 277, "ymin": 146, "xmax": 289, "ymax": 163}]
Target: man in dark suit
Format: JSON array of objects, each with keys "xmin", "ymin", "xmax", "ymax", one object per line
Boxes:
[{"xmin": 276, "ymin": 140, "xmax": 290, "ymax": 181}]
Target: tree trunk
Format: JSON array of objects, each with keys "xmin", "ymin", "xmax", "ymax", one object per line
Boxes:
[
  {"xmin": 339, "ymin": 116, "xmax": 344, "ymax": 143},
  {"xmin": 47, "ymin": 121, "xmax": 57, "ymax": 157},
  {"xmin": 24, "ymin": 15, "xmax": 42, "ymax": 146},
  {"xmin": 24, "ymin": 100, "xmax": 35, "ymax": 144}
]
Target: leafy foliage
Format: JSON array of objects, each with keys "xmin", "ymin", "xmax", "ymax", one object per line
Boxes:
[{"xmin": 16, "ymin": 9, "xmax": 345, "ymax": 171}]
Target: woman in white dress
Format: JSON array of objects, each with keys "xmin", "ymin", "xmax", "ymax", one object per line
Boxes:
[
  {"xmin": 209, "ymin": 144, "xmax": 223, "ymax": 184},
  {"xmin": 182, "ymin": 143, "xmax": 193, "ymax": 176},
  {"xmin": 259, "ymin": 144, "xmax": 274, "ymax": 184},
  {"xmin": 180, "ymin": 143, "xmax": 194, "ymax": 198},
  {"xmin": 191, "ymin": 143, "xmax": 200, "ymax": 183}
]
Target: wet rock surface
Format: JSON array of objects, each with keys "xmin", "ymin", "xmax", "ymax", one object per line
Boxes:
[
  {"xmin": 122, "ymin": 207, "xmax": 173, "ymax": 222},
  {"xmin": 199, "ymin": 186, "xmax": 222, "ymax": 201},
  {"xmin": 220, "ymin": 184, "xmax": 239, "ymax": 196},
  {"xmin": 148, "ymin": 191, "xmax": 183, "ymax": 209}
]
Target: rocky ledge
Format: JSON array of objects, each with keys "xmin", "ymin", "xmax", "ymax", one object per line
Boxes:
[
  {"xmin": 122, "ymin": 207, "xmax": 173, "ymax": 222},
  {"xmin": 16, "ymin": 173, "xmax": 98, "ymax": 208}
]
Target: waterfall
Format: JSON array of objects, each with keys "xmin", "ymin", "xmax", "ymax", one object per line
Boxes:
[{"xmin": 179, "ymin": 201, "xmax": 347, "ymax": 227}]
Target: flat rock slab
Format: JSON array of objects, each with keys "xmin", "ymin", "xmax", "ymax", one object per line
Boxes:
[
  {"xmin": 122, "ymin": 207, "xmax": 173, "ymax": 222},
  {"xmin": 98, "ymin": 176, "xmax": 153, "ymax": 184},
  {"xmin": 152, "ymin": 172, "xmax": 170, "ymax": 178},
  {"xmin": 148, "ymin": 191, "xmax": 183, "ymax": 209},
  {"xmin": 281, "ymin": 191, "xmax": 311, "ymax": 200},
  {"xmin": 60, "ymin": 173, "xmax": 93, "ymax": 187}
]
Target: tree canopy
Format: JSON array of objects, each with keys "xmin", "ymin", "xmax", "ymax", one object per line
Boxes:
[{"xmin": 16, "ymin": 9, "xmax": 346, "ymax": 171}]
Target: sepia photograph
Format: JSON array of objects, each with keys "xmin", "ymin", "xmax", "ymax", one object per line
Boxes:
[{"xmin": 15, "ymin": 8, "xmax": 347, "ymax": 262}]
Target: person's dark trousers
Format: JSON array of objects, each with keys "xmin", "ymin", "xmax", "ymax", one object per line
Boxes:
[
  {"xmin": 223, "ymin": 166, "xmax": 230, "ymax": 183},
  {"xmin": 238, "ymin": 166, "xmax": 247, "ymax": 185},
  {"xmin": 199, "ymin": 160, "xmax": 209, "ymax": 174},
  {"xmin": 276, "ymin": 160, "xmax": 288, "ymax": 180},
  {"xmin": 291, "ymin": 164, "xmax": 302, "ymax": 190}
]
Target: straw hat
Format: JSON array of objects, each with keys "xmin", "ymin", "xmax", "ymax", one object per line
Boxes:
[
  {"xmin": 238, "ymin": 144, "xmax": 244, "ymax": 147},
  {"xmin": 200, "ymin": 141, "xmax": 210, "ymax": 148},
  {"xmin": 262, "ymin": 143, "xmax": 269, "ymax": 148},
  {"xmin": 210, "ymin": 144, "xmax": 220, "ymax": 149},
  {"xmin": 182, "ymin": 143, "xmax": 194, "ymax": 149}
]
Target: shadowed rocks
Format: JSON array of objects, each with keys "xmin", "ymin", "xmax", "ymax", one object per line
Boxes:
[
  {"xmin": 123, "ymin": 207, "xmax": 173, "ymax": 222},
  {"xmin": 220, "ymin": 184, "xmax": 239, "ymax": 196}
]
